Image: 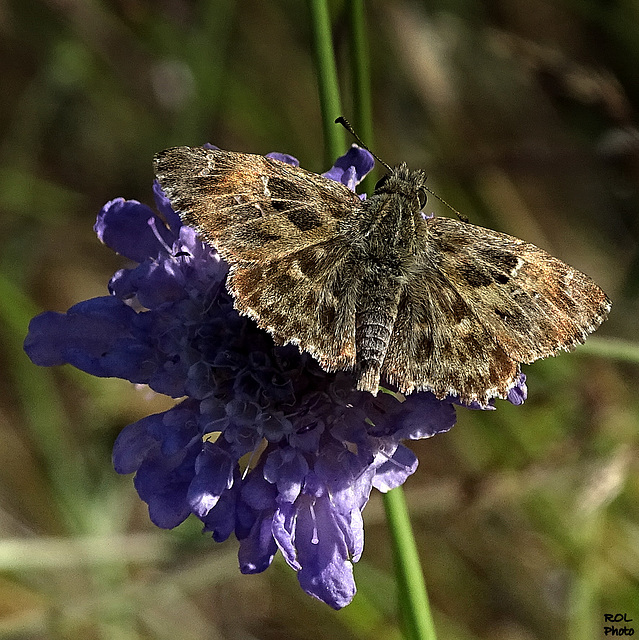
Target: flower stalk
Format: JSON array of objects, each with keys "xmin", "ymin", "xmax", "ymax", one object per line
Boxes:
[{"xmin": 311, "ymin": 2, "xmax": 436, "ymax": 633}]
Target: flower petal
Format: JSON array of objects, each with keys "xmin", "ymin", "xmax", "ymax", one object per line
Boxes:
[
  {"xmin": 200, "ymin": 477, "xmax": 239, "ymax": 543},
  {"xmin": 263, "ymin": 447, "xmax": 309, "ymax": 503},
  {"xmin": 95, "ymin": 198, "xmax": 176, "ymax": 263},
  {"xmin": 366, "ymin": 391, "xmax": 457, "ymax": 440},
  {"xmin": 24, "ymin": 297, "xmax": 154, "ymax": 381},
  {"xmin": 112, "ymin": 414, "xmax": 162, "ymax": 475},
  {"xmin": 188, "ymin": 442, "xmax": 235, "ymax": 517},
  {"xmin": 322, "ymin": 145, "xmax": 375, "ymax": 191},
  {"xmin": 294, "ymin": 495, "xmax": 357, "ymax": 609},
  {"xmin": 266, "ymin": 152, "xmax": 299, "ymax": 166},
  {"xmin": 271, "ymin": 500, "xmax": 300, "ymax": 570},
  {"xmin": 238, "ymin": 514, "xmax": 279, "ymax": 573},
  {"xmin": 508, "ymin": 373, "xmax": 527, "ymax": 405},
  {"xmin": 373, "ymin": 444, "xmax": 418, "ymax": 492},
  {"xmin": 133, "ymin": 445, "xmax": 198, "ymax": 529},
  {"xmin": 152, "ymin": 181, "xmax": 182, "ymax": 232}
]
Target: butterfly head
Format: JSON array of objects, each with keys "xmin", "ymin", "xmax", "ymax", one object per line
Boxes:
[{"xmin": 373, "ymin": 163, "xmax": 429, "ymax": 212}]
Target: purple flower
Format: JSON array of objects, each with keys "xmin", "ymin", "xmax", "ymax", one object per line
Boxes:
[{"xmin": 24, "ymin": 146, "xmax": 526, "ymax": 609}]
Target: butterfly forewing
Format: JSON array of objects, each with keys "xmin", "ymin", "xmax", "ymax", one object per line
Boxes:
[
  {"xmin": 154, "ymin": 147, "xmax": 362, "ymax": 264},
  {"xmin": 427, "ymin": 217, "xmax": 611, "ymax": 362},
  {"xmin": 155, "ymin": 146, "xmax": 365, "ymax": 371}
]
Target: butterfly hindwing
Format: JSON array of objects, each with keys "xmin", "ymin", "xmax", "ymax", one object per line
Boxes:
[
  {"xmin": 228, "ymin": 241, "xmax": 359, "ymax": 370},
  {"xmin": 384, "ymin": 262, "xmax": 520, "ymax": 404}
]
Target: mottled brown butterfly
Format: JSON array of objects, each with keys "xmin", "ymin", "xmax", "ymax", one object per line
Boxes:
[{"xmin": 153, "ymin": 141, "xmax": 611, "ymax": 407}]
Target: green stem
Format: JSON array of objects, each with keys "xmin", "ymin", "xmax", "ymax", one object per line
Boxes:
[
  {"xmin": 309, "ymin": 5, "xmax": 437, "ymax": 635},
  {"xmin": 308, "ymin": 0, "xmax": 345, "ymax": 163},
  {"xmin": 574, "ymin": 335, "xmax": 639, "ymax": 364},
  {"xmin": 348, "ymin": 3, "xmax": 373, "ymax": 134},
  {"xmin": 348, "ymin": 0, "xmax": 376, "ymax": 193},
  {"xmin": 383, "ymin": 488, "xmax": 437, "ymax": 640}
]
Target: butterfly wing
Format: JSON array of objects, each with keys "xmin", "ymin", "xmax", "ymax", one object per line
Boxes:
[
  {"xmin": 384, "ymin": 263, "xmax": 521, "ymax": 404},
  {"xmin": 154, "ymin": 146, "xmax": 362, "ymax": 263},
  {"xmin": 384, "ymin": 216, "xmax": 611, "ymax": 405},
  {"xmin": 154, "ymin": 146, "xmax": 364, "ymax": 369},
  {"xmin": 228, "ymin": 242, "xmax": 360, "ymax": 370}
]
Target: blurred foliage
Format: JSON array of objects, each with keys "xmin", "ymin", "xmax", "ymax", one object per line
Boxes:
[{"xmin": 0, "ymin": 0, "xmax": 638, "ymax": 639}]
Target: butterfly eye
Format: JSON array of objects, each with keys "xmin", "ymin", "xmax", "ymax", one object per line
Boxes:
[
  {"xmin": 375, "ymin": 175, "xmax": 389, "ymax": 191},
  {"xmin": 417, "ymin": 188, "xmax": 427, "ymax": 209}
]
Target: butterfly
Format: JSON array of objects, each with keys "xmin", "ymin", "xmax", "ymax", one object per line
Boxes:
[{"xmin": 153, "ymin": 144, "xmax": 611, "ymax": 406}]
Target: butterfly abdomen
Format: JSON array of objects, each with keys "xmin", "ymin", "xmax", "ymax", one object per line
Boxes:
[
  {"xmin": 354, "ymin": 258, "xmax": 407, "ymax": 394},
  {"xmin": 355, "ymin": 312, "xmax": 395, "ymax": 395}
]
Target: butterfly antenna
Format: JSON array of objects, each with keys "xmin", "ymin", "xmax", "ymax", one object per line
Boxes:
[
  {"xmin": 335, "ymin": 116, "xmax": 392, "ymax": 172},
  {"xmin": 336, "ymin": 116, "xmax": 469, "ymax": 222},
  {"xmin": 425, "ymin": 188, "xmax": 469, "ymax": 223}
]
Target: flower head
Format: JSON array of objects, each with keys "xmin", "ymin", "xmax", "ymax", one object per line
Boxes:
[{"xmin": 24, "ymin": 145, "xmax": 526, "ymax": 608}]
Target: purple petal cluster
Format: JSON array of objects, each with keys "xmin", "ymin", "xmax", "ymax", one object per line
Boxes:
[{"xmin": 24, "ymin": 146, "xmax": 525, "ymax": 608}]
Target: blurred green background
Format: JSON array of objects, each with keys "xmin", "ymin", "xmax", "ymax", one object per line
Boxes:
[{"xmin": 1, "ymin": 1, "xmax": 637, "ymax": 639}]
